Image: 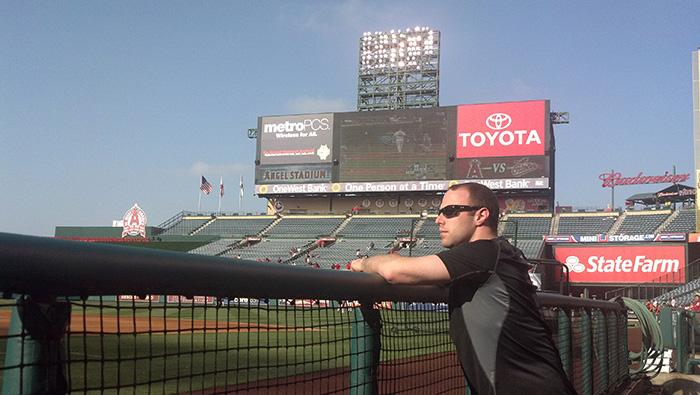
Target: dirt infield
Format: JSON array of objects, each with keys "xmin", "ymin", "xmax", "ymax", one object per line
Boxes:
[
  {"xmin": 0, "ymin": 310, "xmax": 310, "ymax": 335},
  {"xmin": 191, "ymin": 351, "xmax": 465, "ymax": 395}
]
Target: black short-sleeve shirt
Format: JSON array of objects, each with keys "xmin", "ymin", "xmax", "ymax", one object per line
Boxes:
[{"xmin": 437, "ymin": 238, "xmax": 576, "ymax": 395}]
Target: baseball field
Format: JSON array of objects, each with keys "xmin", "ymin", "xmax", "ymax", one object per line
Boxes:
[{"xmin": 0, "ymin": 300, "xmax": 460, "ymax": 394}]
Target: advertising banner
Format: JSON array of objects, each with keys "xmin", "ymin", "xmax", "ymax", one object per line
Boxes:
[
  {"xmin": 259, "ymin": 113, "xmax": 333, "ymax": 165},
  {"xmin": 255, "ymin": 164, "xmax": 332, "ymax": 184},
  {"xmin": 118, "ymin": 295, "xmax": 161, "ymax": 303},
  {"xmin": 499, "ymin": 195, "xmax": 551, "ymax": 212},
  {"xmin": 456, "ymin": 100, "xmax": 547, "ymax": 158},
  {"xmin": 553, "ymin": 244, "xmax": 686, "ymax": 284},
  {"xmin": 545, "ymin": 234, "xmax": 687, "ymax": 243},
  {"xmin": 255, "ymin": 177, "xmax": 550, "ymax": 195},
  {"xmin": 166, "ymin": 295, "xmax": 216, "ymax": 305},
  {"xmin": 453, "ymin": 156, "xmax": 548, "ymax": 180},
  {"xmin": 337, "ymin": 107, "xmax": 454, "ymax": 182}
]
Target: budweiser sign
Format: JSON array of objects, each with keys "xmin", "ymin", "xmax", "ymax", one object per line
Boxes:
[
  {"xmin": 599, "ymin": 171, "xmax": 689, "ymax": 188},
  {"xmin": 553, "ymin": 245, "xmax": 685, "ymax": 284},
  {"xmin": 456, "ymin": 101, "xmax": 547, "ymax": 158}
]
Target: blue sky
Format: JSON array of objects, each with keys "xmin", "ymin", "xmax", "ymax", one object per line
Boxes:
[{"xmin": 2, "ymin": 1, "xmax": 699, "ymax": 236}]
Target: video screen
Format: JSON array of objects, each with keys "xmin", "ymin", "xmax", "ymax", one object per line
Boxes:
[{"xmin": 337, "ymin": 107, "xmax": 455, "ymax": 182}]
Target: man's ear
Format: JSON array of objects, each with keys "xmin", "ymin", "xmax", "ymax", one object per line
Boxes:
[{"xmin": 475, "ymin": 207, "xmax": 490, "ymax": 226}]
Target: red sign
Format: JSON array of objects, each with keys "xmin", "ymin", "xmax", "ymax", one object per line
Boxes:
[
  {"xmin": 118, "ymin": 295, "xmax": 161, "ymax": 302},
  {"xmin": 553, "ymin": 245, "xmax": 686, "ymax": 284},
  {"xmin": 599, "ymin": 171, "xmax": 690, "ymax": 188},
  {"xmin": 456, "ymin": 101, "xmax": 546, "ymax": 158}
]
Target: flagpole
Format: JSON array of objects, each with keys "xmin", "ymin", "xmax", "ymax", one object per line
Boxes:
[
  {"xmin": 218, "ymin": 176, "xmax": 223, "ymax": 214},
  {"xmin": 239, "ymin": 175, "xmax": 243, "ymax": 212},
  {"xmin": 198, "ymin": 190, "xmax": 202, "ymax": 212}
]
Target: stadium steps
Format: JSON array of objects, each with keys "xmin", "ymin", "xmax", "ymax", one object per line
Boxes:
[
  {"xmin": 157, "ymin": 210, "xmax": 191, "ymax": 230},
  {"xmin": 285, "ymin": 240, "xmax": 322, "ymax": 264},
  {"xmin": 608, "ymin": 211, "xmax": 626, "ymax": 235},
  {"xmin": 330, "ymin": 216, "xmax": 353, "ymax": 237},
  {"xmin": 216, "ymin": 238, "xmax": 248, "ymax": 257},
  {"xmin": 657, "ymin": 209, "xmax": 680, "ymax": 233},
  {"xmin": 550, "ymin": 214, "xmax": 560, "ymax": 235},
  {"xmin": 189, "ymin": 217, "xmax": 217, "ymax": 236},
  {"xmin": 257, "ymin": 216, "xmax": 283, "ymax": 236}
]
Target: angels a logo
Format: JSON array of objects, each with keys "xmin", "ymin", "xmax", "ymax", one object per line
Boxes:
[{"xmin": 122, "ymin": 204, "xmax": 147, "ymax": 238}]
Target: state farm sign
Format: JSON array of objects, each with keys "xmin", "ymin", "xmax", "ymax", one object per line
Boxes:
[
  {"xmin": 456, "ymin": 101, "xmax": 547, "ymax": 158},
  {"xmin": 553, "ymin": 245, "xmax": 686, "ymax": 284}
]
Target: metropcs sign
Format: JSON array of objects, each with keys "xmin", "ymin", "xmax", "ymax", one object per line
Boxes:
[
  {"xmin": 553, "ymin": 245, "xmax": 685, "ymax": 284},
  {"xmin": 456, "ymin": 100, "xmax": 547, "ymax": 158}
]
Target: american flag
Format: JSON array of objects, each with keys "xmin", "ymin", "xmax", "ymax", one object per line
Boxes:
[
  {"xmin": 200, "ymin": 176, "xmax": 213, "ymax": 195},
  {"xmin": 220, "ymin": 177, "xmax": 224, "ymax": 197}
]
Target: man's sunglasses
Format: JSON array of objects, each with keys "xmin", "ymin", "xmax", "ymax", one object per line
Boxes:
[{"xmin": 437, "ymin": 205, "xmax": 484, "ymax": 218}]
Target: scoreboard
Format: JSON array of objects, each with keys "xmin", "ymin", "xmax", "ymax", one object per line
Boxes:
[{"xmin": 255, "ymin": 100, "xmax": 553, "ymax": 196}]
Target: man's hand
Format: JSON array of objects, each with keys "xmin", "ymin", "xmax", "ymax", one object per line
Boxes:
[{"xmin": 350, "ymin": 257, "xmax": 367, "ymax": 272}]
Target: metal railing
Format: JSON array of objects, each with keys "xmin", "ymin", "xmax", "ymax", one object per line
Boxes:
[
  {"xmin": 0, "ymin": 232, "xmax": 628, "ymax": 394},
  {"xmin": 604, "ymin": 257, "xmax": 700, "ymax": 300}
]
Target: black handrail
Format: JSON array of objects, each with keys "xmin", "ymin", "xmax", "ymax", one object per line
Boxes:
[{"xmin": 0, "ymin": 232, "xmax": 622, "ymax": 312}]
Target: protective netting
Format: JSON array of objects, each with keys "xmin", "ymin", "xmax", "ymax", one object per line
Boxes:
[{"xmin": 0, "ymin": 297, "xmax": 627, "ymax": 394}]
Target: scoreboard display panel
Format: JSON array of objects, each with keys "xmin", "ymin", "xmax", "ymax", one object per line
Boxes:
[
  {"xmin": 254, "ymin": 100, "xmax": 554, "ymax": 198},
  {"xmin": 449, "ymin": 100, "xmax": 551, "ymax": 180},
  {"xmin": 336, "ymin": 107, "xmax": 455, "ymax": 182}
]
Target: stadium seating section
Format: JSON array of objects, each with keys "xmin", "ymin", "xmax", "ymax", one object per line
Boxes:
[
  {"xmin": 661, "ymin": 208, "xmax": 695, "ymax": 233},
  {"xmin": 197, "ymin": 217, "xmax": 276, "ymax": 237},
  {"xmin": 614, "ymin": 211, "xmax": 670, "ymax": 234},
  {"xmin": 338, "ymin": 216, "xmax": 417, "ymax": 238},
  {"xmin": 264, "ymin": 216, "xmax": 345, "ymax": 237},
  {"xmin": 556, "ymin": 214, "xmax": 618, "ymax": 235},
  {"xmin": 500, "ymin": 214, "xmax": 552, "ymax": 239},
  {"xmin": 162, "ymin": 207, "xmax": 696, "ymax": 268},
  {"xmin": 161, "ymin": 217, "xmax": 211, "ymax": 236}
]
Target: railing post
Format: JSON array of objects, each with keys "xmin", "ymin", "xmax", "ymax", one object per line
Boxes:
[
  {"xmin": 2, "ymin": 296, "xmax": 71, "ymax": 395},
  {"xmin": 593, "ymin": 309, "xmax": 608, "ymax": 393},
  {"xmin": 557, "ymin": 308, "xmax": 572, "ymax": 379},
  {"xmin": 607, "ymin": 310, "xmax": 619, "ymax": 389},
  {"xmin": 350, "ymin": 303, "xmax": 381, "ymax": 395},
  {"xmin": 580, "ymin": 309, "xmax": 592, "ymax": 395}
]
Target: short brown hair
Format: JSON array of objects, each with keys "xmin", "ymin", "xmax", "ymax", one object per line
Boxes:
[{"xmin": 449, "ymin": 182, "xmax": 500, "ymax": 230}]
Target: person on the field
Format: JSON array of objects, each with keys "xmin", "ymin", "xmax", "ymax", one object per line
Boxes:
[{"xmin": 350, "ymin": 182, "xmax": 576, "ymax": 394}]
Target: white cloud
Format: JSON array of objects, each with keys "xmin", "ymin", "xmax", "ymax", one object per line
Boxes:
[{"xmin": 285, "ymin": 95, "xmax": 351, "ymax": 114}]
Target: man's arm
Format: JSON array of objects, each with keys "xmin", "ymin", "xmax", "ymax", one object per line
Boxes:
[{"xmin": 350, "ymin": 254, "xmax": 450, "ymax": 285}]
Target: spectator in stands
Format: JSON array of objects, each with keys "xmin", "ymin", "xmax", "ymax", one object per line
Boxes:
[
  {"xmin": 350, "ymin": 182, "xmax": 575, "ymax": 395},
  {"xmin": 687, "ymin": 293, "xmax": 700, "ymax": 312}
]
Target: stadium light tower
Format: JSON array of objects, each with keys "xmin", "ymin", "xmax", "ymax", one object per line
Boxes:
[{"xmin": 357, "ymin": 27, "xmax": 440, "ymax": 111}]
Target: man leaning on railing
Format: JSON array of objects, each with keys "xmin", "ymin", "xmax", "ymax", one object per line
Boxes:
[{"xmin": 350, "ymin": 182, "xmax": 576, "ymax": 395}]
